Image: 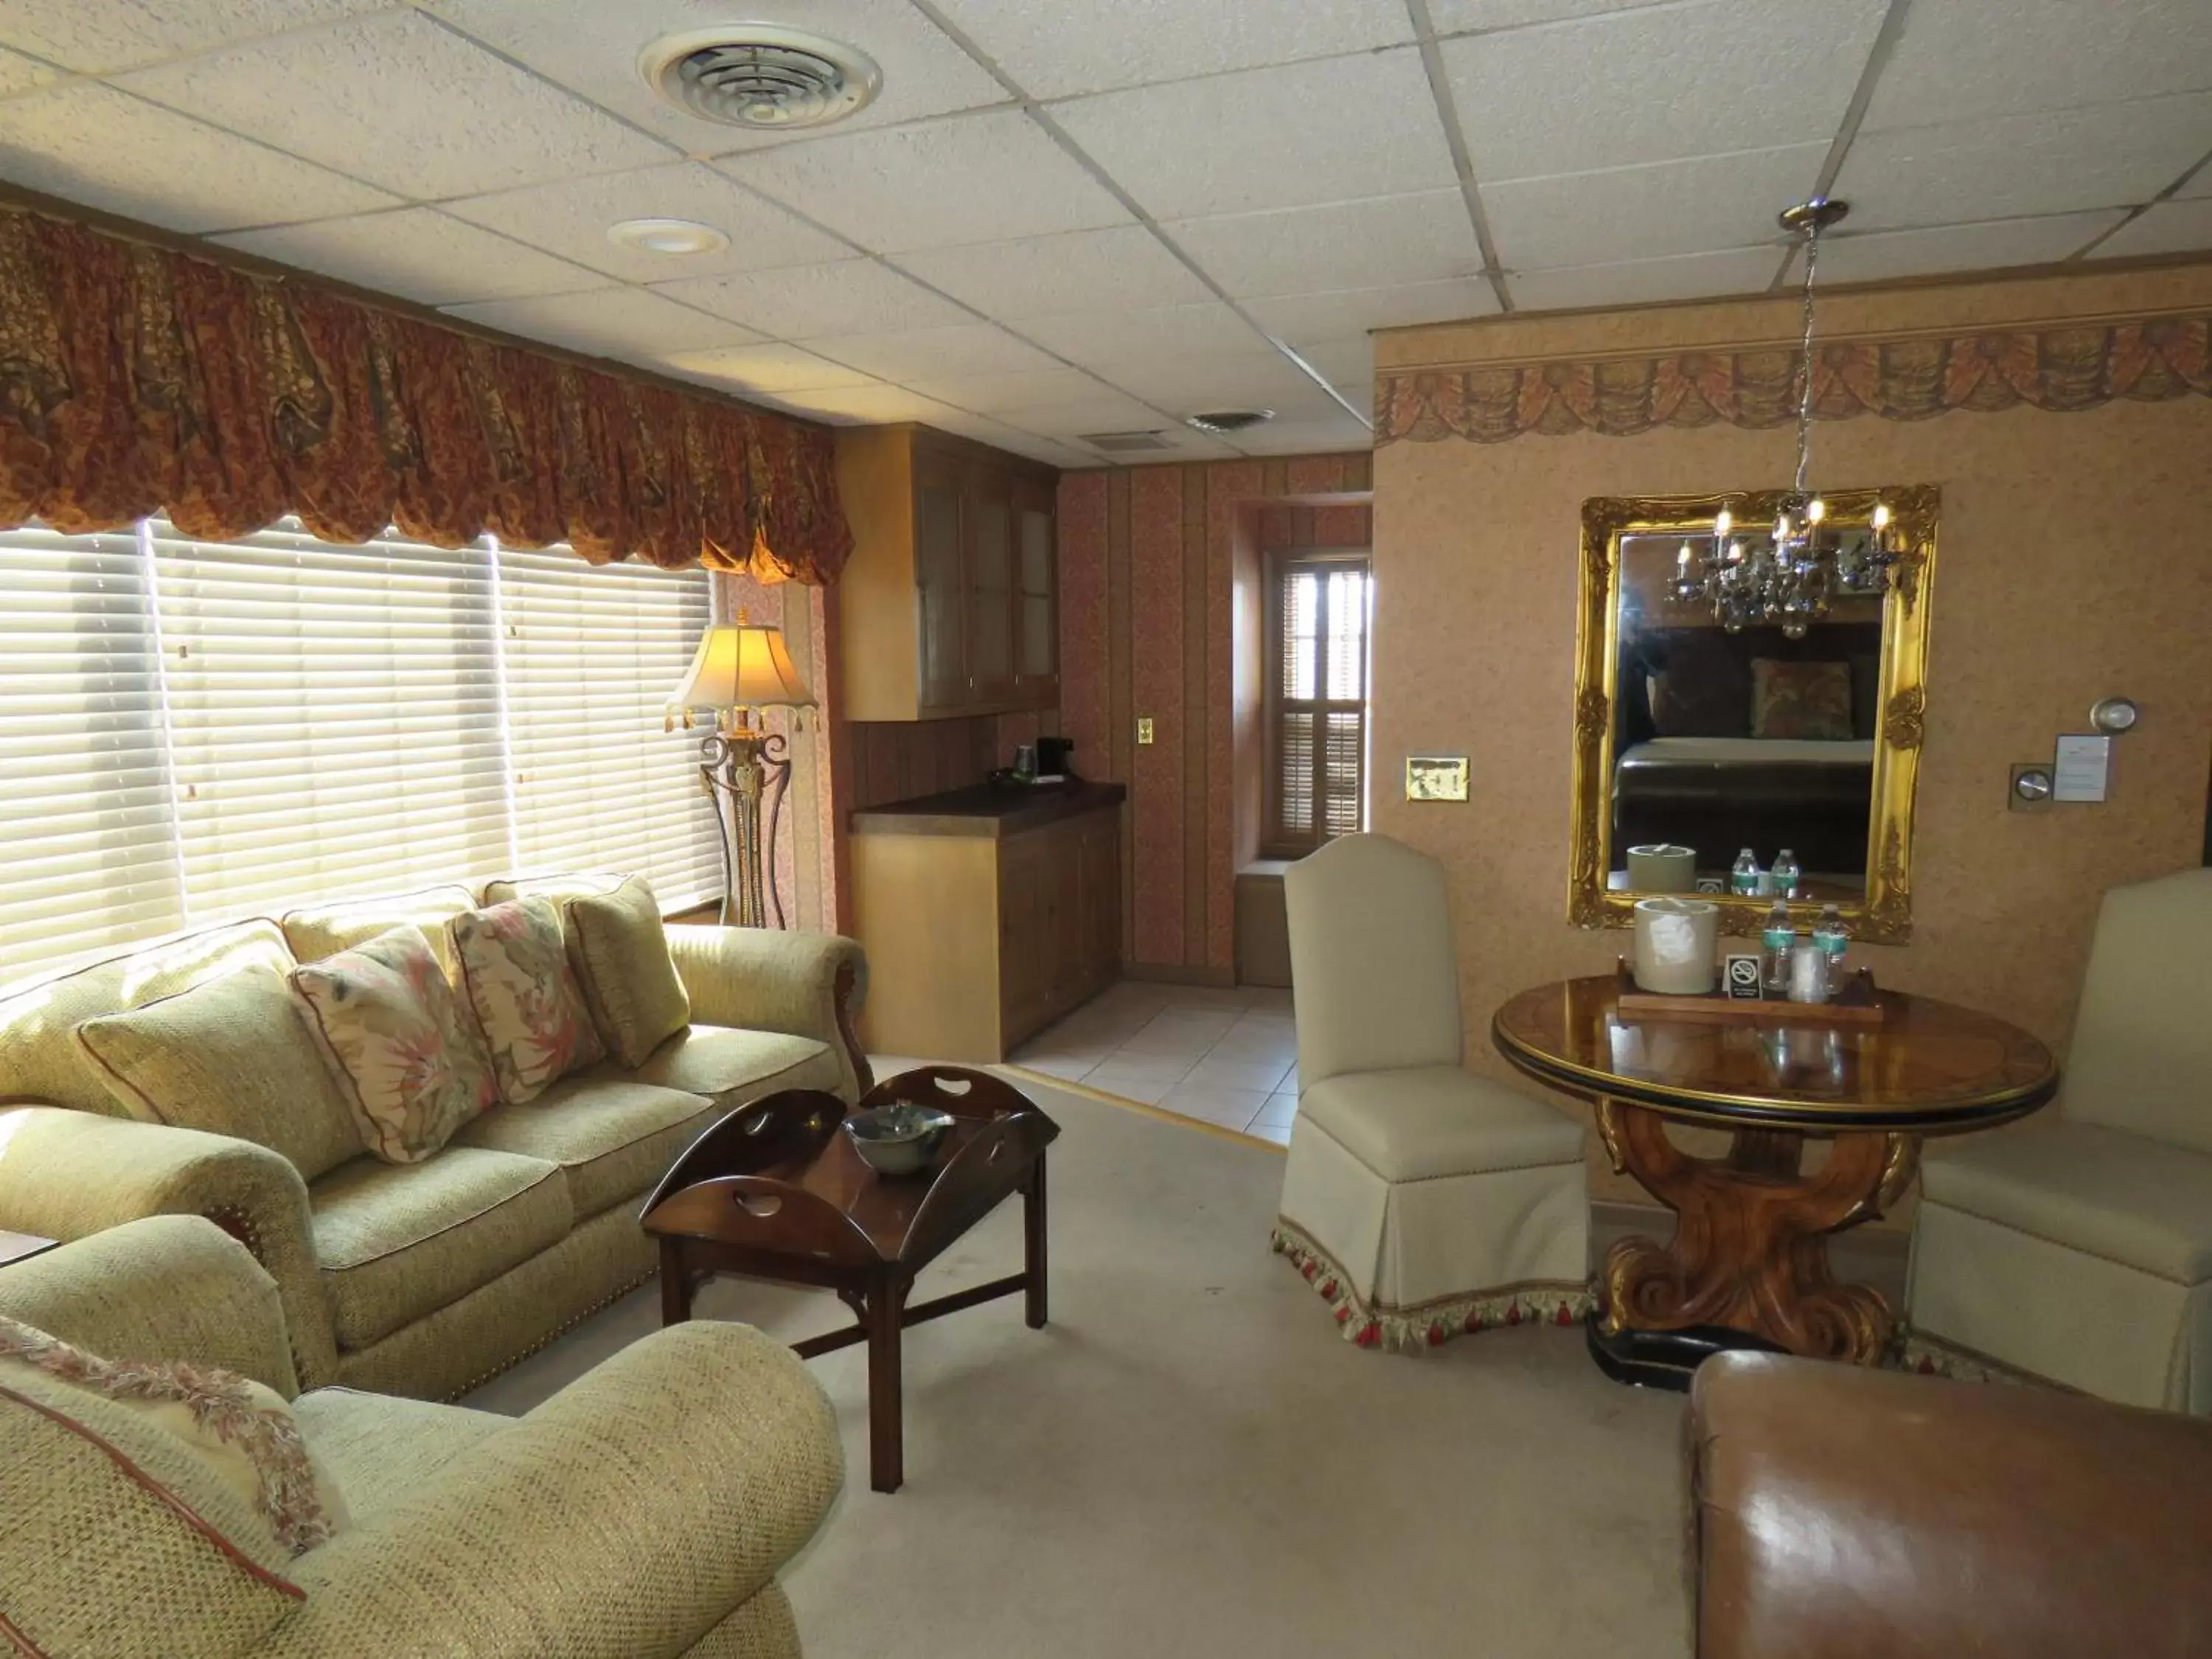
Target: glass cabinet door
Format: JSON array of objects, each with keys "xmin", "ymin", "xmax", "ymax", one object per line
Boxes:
[
  {"xmin": 914, "ymin": 476, "xmax": 968, "ymax": 709},
  {"xmin": 966, "ymin": 465, "xmax": 1015, "ymax": 703}
]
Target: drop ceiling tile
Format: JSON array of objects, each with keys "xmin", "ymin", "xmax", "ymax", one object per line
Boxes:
[
  {"xmin": 656, "ymin": 343, "xmax": 878, "ymax": 394},
  {"xmin": 914, "ymin": 406, "xmax": 1092, "ymax": 465},
  {"xmin": 1482, "ymin": 145, "xmax": 1824, "ymax": 268},
  {"xmin": 216, "ymin": 208, "xmax": 605, "ymax": 306},
  {"xmin": 440, "ymin": 288, "xmax": 760, "ymax": 361},
  {"xmin": 650, "ymin": 258, "xmax": 971, "ymax": 337},
  {"xmin": 1863, "ymin": 0, "xmax": 2212, "ymax": 132},
  {"xmin": 116, "ymin": 10, "xmax": 672, "ymax": 200},
  {"xmin": 0, "ymin": 0, "xmax": 384, "ymax": 75},
  {"xmin": 1837, "ymin": 94, "xmax": 2212, "ymax": 231},
  {"xmin": 1050, "ymin": 51, "xmax": 1457, "ymax": 220},
  {"xmin": 1243, "ymin": 279, "xmax": 1497, "ymax": 343},
  {"xmin": 1444, "ymin": 0, "xmax": 1885, "ymax": 183},
  {"xmin": 717, "ymin": 108, "xmax": 1129, "ymax": 254},
  {"xmin": 2184, "ymin": 162, "xmax": 2212, "ymax": 201},
  {"xmin": 1017, "ymin": 302, "xmax": 1277, "ymax": 369},
  {"xmin": 1815, "ymin": 212, "xmax": 2128, "ymax": 284},
  {"xmin": 756, "ymin": 383, "xmax": 967, "ymax": 426},
  {"xmin": 1286, "ymin": 337, "xmax": 1375, "ymax": 397},
  {"xmin": 1427, "ymin": 0, "xmax": 1680, "ymax": 28},
  {"xmin": 1506, "ymin": 245, "xmax": 1786, "ymax": 311},
  {"xmin": 1223, "ymin": 413, "xmax": 1375, "ymax": 458},
  {"xmin": 1169, "ymin": 192, "xmax": 1483, "ymax": 299},
  {"xmin": 425, "ymin": 0, "xmax": 1006, "ymax": 153},
  {"xmin": 1010, "ymin": 397, "xmax": 1169, "ymax": 435},
  {"xmin": 0, "ymin": 46, "xmax": 62, "ymax": 96},
  {"xmin": 444, "ymin": 163, "xmax": 849, "ymax": 283},
  {"xmin": 0, "ymin": 83, "xmax": 400, "ymax": 234},
  {"xmin": 1105, "ymin": 353, "xmax": 1341, "ymax": 415},
  {"xmin": 895, "ymin": 224, "xmax": 1212, "ymax": 319},
  {"xmin": 899, "ymin": 366, "xmax": 1123, "ymax": 414},
  {"xmin": 796, "ymin": 322, "xmax": 1058, "ymax": 381},
  {"xmin": 928, "ymin": 0, "xmax": 1411, "ymax": 99},
  {"xmin": 2091, "ymin": 198, "xmax": 2212, "ymax": 260}
]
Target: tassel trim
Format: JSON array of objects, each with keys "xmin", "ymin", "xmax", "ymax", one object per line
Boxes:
[{"xmin": 1270, "ymin": 1222, "xmax": 1593, "ymax": 1354}]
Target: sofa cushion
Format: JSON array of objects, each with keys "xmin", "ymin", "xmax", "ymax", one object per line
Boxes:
[
  {"xmin": 0, "ymin": 917, "xmax": 293, "ymax": 1119},
  {"xmin": 282, "ymin": 884, "xmax": 478, "ymax": 981},
  {"xmin": 450, "ymin": 897, "xmax": 606, "ymax": 1105},
  {"xmin": 566, "ymin": 876, "xmax": 692, "ymax": 1068},
  {"xmin": 628, "ymin": 1023, "xmax": 841, "ymax": 1105},
  {"xmin": 291, "ymin": 925, "xmax": 500, "ymax": 1164},
  {"xmin": 1298, "ymin": 1065, "xmax": 1587, "ymax": 1183},
  {"xmin": 1921, "ymin": 1119, "xmax": 2212, "ymax": 1284},
  {"xmin": 0, "ymin": 1356, "xmax": 305, "ymax": 1658},
  {"xmin": 311, "ymin": 1147, "xmax": 571, "ymax": 1352},
  {"xmin": 75, "ymin": 963, "xmax": 365, "ymax": 1181},
  {"xmin": 291, "ymin": 1388, "xmax": 503, "ymax": 1526},
  {"xmin": 0, "ymin": 1315, "xmax": 348, "ymax": 1557},
  {"xmin": 454, "ymin": 1075, "xmax": 716, "ymax": 1220}
]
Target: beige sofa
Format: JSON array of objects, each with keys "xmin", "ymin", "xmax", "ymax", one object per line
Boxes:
[
  {"xmin": 0, "ymin": 873, "xmax": 870, "ymax": 1402},
  {"xmin": 0, "ymin": 1214, "xmax": 841, "ymax": 1658}
]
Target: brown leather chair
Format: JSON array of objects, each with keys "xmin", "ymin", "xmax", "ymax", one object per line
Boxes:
[{"xmin": 1686, "ymin": 1352, "xmax": 2212, "ymax": 1658}]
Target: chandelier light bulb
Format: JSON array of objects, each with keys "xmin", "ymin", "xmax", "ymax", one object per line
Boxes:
[
  {"xmin": 1806, "ymin": 497, "xmax": 1826, "ymax": 524},
  {"xmin": 1872, "ymin": 503, "xmax": 1891, "ymax": 530},
  {"xmin": 1714, "ymin": 508, "xmax": 1733, "ymax": 538}
]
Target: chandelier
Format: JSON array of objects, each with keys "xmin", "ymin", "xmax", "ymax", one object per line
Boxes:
[{"xmin": 1674, "ymin": 198, "xmax": 1901, "ymax": 638}]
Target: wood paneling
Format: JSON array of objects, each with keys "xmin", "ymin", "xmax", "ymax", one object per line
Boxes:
[{"xmin": 1057, "ymin": 453, "xmax": 1374, "ymax": 977}]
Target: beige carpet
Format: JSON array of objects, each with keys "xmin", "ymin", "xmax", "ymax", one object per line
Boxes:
[{"xmin": 467, "ymin": 1073, "xmax": 1689, "ymax": 1659}]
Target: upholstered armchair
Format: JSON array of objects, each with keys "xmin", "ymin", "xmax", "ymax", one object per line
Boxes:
[
  {"xmin": 1270, "ymin": 833, "xmax": 1590, "ymax": 1349},
  {"xmin": 1907, "ymin": 866, "xmax": 2212, "ymax": 1411}
]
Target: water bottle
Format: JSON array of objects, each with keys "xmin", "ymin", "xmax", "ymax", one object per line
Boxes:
[
  {"xmin": 1760, "ymin": 900, "xmax": 1794, "ymax": 994},
  {"xmin": 1730, "ymin": 847, "xmax": 1759, "ymax": 897},
  {"xmin": 1772, "ymin": 848, "xmax": 1802, "ymax": 899},
  {"xmin": 1813, "ymin": 904, "xmax": 1848, "ymax": 995}
]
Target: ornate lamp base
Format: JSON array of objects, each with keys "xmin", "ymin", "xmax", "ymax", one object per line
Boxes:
[{"xmin": 698, "ymin": 726, "xmax": 793, "ymax": 928}]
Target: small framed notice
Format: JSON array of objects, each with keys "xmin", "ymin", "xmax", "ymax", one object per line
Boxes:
[
  {"xmin": 2052, "ymin": 734, "xmax": 2112, "ymax": 803},
  {"xmin": 1722, "ymin": 953, "xmax": 1766, "ymax": 1000},
  {"xmin": 1405, "ymin": 756, "xmax": 1470, "ymax": 801}
]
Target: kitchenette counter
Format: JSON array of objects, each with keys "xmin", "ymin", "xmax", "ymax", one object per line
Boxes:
[{"xmin": 848, "ymin": 779, "xmax": 1126, "ymax": 839}]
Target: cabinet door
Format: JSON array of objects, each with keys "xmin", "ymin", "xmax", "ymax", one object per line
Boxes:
[
  {"xmin": 914, "ymin": 460, "xmax": 968, "ymax": 712},
  {"xmin": 1077, "ymin": 814, "xmax": 1121, "ymax": 994},
  {"xmin": 998, "ymin": 830, "xmax": 1055, "ymax": 1040},
  {"xmin": 966, "ymin": 462, "xmax": 1016, "ymax": 706},
  {"xmin": 1015, "ymin": 476, "xmax": 1057, "ymax": 706}
]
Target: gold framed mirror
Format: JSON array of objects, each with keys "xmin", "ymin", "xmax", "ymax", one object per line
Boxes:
[{"xmin": 1568, "ymin": 486, "xmax": 1938, "ymax": 944}]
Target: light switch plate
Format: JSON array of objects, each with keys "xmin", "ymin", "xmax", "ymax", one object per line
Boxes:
[{"xmin": 1136, "ymin": 717, "xmax": 1154, "ymax": 745}]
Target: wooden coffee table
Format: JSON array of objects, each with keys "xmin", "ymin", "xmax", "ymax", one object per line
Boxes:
[{"xmin": 641, "ymin": 1066, "xmax": 1058, "ymax": 1492}]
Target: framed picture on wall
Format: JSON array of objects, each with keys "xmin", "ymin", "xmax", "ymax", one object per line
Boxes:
[{"xmin": 1405, "ymin": 756, "xmax": 1470, "ymax": 802}]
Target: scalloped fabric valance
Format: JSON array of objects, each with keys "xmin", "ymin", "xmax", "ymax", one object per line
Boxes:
[{"xmin": 0, "ymin": 204, "xmax": 851, "ymax": 582}]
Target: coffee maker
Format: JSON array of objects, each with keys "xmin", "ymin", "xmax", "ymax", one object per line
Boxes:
[{"xmin": 1035, "ymin": 737, "xmax": 1076, "ymax": 781}]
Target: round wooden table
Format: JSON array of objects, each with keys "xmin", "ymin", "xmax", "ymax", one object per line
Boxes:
[{"xmin": 1492, "ymin": 974, "xmax": 2057, "ymax": 1388}]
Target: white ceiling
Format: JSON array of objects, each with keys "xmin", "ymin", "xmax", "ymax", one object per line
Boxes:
[{"xmin": 1, "ymin": 0, "xmax": 2207, "ymax": 467}]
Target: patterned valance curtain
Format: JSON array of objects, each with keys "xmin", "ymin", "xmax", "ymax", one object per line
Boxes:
[{"xmin": 0, "ymin": 204, "xmax": 852, "ymax": 582}]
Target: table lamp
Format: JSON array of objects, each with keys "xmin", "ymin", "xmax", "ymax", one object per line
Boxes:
[{"xmin": 665, "ymin": 613, "xmax": 817, "ymax": 928}]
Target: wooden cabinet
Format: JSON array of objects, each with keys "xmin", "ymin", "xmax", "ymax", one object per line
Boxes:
[
  {"xmin": 848, "ymin": 790, "xmax": 1124, "ymax": 1064},
  {"xmin": 835, "ymin": 424, "xmax": 1058, "ymax": 722}
]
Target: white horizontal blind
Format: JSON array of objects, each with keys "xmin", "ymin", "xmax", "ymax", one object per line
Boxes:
[
  {"xmin": 150, "ymin": 518, "xmax": 509, "ymax": 922},
  {"xmin": 0, "ymin": 527, "xmax": 184, "ymax": 980},
  {"xmin": 498, "ymin": 547, "xmax": 720, "ymax": 909}
]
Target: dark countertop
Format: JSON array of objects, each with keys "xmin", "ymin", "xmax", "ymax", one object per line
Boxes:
[{"xmin": 849, "ymin": 779, "xmax": 1126, "ymax": 839}]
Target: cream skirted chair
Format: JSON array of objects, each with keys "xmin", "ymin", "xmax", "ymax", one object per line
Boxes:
[
  {"xmin": 1270, "ymin": 833, "xmax": 1590, "ymax": 1349},
  {"xmin": 1907, "ymin": 867, "xmax": 2212, "ymax": 1411}
]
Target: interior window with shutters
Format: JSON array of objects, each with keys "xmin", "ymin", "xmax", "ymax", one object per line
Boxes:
[
  {"xmin": 0, "ymin": 526, "xmax": 184, "ymax": 980},
  {"xmin": 149, "ymin": 518, "xmax": 509, "ymax": 921},
  {"xmin": 1265, "ymin": 552, "xmax": 1371, "ymax": 858},
  {"xmin": 497, "ymin": 545, "xmax": 721, "ymax": 909}
]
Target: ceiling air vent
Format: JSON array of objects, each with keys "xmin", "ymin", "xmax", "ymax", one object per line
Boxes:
[
  {"xmin": 640, "ymin": 27, "xmax": 882, "ymax": 131},
  {"xmin": 1186, "ymin": 408, "xmax": 1273, "ymax": 435},
  {"xmin": 1080, "ymin": 430, "xmax": 1178, "ymax": 454}
]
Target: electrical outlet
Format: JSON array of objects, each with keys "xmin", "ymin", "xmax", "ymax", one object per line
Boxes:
[{"xmin": 1136, "ymin": 717, "xmax": 1155, "ymax": 745}]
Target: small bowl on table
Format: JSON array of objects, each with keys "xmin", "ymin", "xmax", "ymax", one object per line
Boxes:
[{"xmin": 841, "ymin": 1101, "xmax": 957, "ymax": 1178}]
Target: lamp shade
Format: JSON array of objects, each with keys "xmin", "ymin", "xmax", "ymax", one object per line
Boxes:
[{"xmin": 666, "ymin": 617, "xmax": 816, "ymax": 723}]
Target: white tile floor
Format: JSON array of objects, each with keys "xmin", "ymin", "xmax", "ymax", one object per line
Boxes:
[{"xmin": 1004, "ymin": 980, "xmax": 1300, "ymax": 1144}]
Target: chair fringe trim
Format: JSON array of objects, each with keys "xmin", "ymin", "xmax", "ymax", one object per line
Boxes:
[
  {"xmin": 1896, "ymin": 1329, "xmax": 2062, "ymax": 1391},
  {"xmin": 1269, "ymin": 1222, "xmax": 1593, "ymax": 1354}
]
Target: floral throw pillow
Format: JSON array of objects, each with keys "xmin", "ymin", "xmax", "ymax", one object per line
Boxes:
[
  {"xmin": 0, "ymin": 1314, "xmax": 349, "ymax": 1557},
  {"xmin": 290, "ymin": 925, "xmax": 499, "ymax": 1164},
  {"xmin": 449, "ymin": 898, "xmax": 606, "ymax": 1105},
  {"xmin": 1750, "ymin": 658, "xmax": 1856, "ymax": 741}
]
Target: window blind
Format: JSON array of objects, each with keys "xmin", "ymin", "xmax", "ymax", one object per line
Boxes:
[
  {"xmin": 497, "ymin": 546, "xmax": 720, "ymax": 909},
  {"xmin": 0, "ymin": 526, "xmax": 183, "ymax": 980},
  {"xmin": 149, "ymin": 518, "xmax": 511, "ymax": 921},
  {"xmin": 1270, "ymin": 558, "xmax": 1371, "ymax": 855}
]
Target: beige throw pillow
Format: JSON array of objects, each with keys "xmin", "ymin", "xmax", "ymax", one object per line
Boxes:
[
  {"xmin": 290, "ymin": 925, "xmax": 499, "ymax": 1164},
  {"xmin": 0, "ymin": 1315, "xmax": 348, "ymax": 1559},
  {"xmin": 566, "ymin": 876, "xmax": 693, "ymax": 1068},
  {"xmin": 450, "ymin": 897, "xmax": 607, "ymax": 1104},
  {"xmin": 75, "ymin": 965, "xmax": 365, "ymax": 1181}
]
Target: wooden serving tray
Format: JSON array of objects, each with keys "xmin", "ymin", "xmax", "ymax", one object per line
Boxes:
[{"xmin": 1614, "ymin": 961, "xmax": 1888, "ymax": 1026}]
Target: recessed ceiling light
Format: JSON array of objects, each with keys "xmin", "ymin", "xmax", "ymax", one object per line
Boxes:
[
  {"xmin": 1186, "ymin": 409, "xmax": 1275, "ymax": 435},
  {"xmin": 639, "ymin": 27, "xmax": 882, "ymax": 131},
  {"xmin": 608, "ymin": 218, "xmax": 730, "ymax": 257}
]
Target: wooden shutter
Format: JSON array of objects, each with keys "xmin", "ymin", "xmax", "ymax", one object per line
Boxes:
[{"xmin": 1266, "ymin": 555, "xmax": 1370, "ymax": 856}]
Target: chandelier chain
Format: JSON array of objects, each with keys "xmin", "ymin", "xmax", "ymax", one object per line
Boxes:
[{"xmin": 1792, "ymin": 217, "xmax": 1820, "ymax": 498}]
